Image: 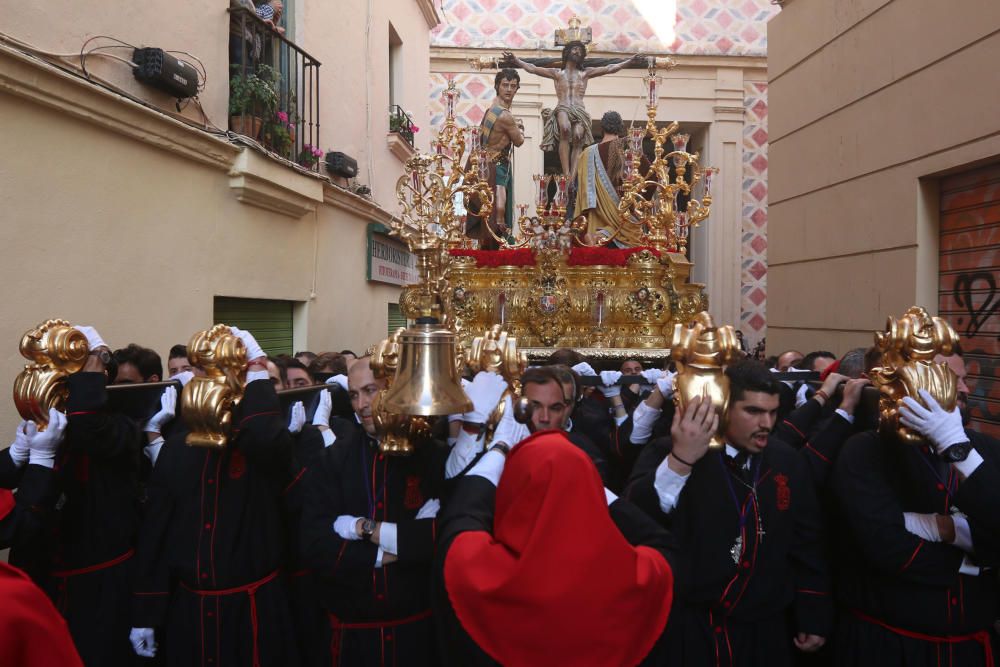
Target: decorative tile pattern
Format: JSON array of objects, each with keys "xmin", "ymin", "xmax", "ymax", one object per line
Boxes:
[
  {"xmin": 740, "ymin": 80, "xmax": 768, "ymax": 347},
  {"xmin": 432, "ymin": 0, "xmax": 777, "ymax": 57},
  {"xmin": 429, "ymin": 73, "xmax": 498, "ymax": 129}
]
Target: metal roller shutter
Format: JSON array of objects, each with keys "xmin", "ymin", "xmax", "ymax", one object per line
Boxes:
[
  {"xmin": 387, "ymin": 302, "xmax": 406, "ymax": 336},
  {"xmin": 938, "ymin": 163, "xmax": 1000, "ymax": 437},
  {"xmin": 213, "ymin": 297, "xmax": 294, "ymax": 357}
]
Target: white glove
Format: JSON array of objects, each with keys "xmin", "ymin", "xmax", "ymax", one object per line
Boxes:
[
  {"xmin": 572, "ymin": 362, "xmax": 596, "ymax": 377},
  {"xmin": 333, "ymin": 515, "xmax": 363, "ymax": 541},
  {"xmin": 73, "ymin": 325, "xmax": 107, "ymax": 351},
  {"xmin": 325, "ymin": 374, "xmax": 349, "ymax": 392},
  {"xmin": 641, "ymin": 368, "xmax": 665, "ymax": 383},
  {"xmin": 144, "ymin": 386, "xmax": 177, "ymax": 434},
  {"xmin": 461, "ymin": 371, "xmax": 509, "ymax": 424},
  {"xmin": 899, "ymin": 389, "xmax": 967, "ymax": 453},
  {"xmin": 27, "ymin": 409, "xmax": 67, "ymax": 468},
  {"xmin": 599, "ymin": 370, "xmax": 622, "ymax": 398},
  {"xmin": 8, "ymin": 420, "xmax": 31, "ymax": 467},
  {"xmin": 129, "ymin": 628, "xmax": 156, "ymax": 658},
  {"xmin": 288, "ymin": 401, "xmax": 306, "ymax": 433},
  {"xmin": 656, "ymin": 374, "xmax": 675, "ymax": 398},
  {"xmin": 312, "ymin": 390, "xmax": 333, "ymax": 428},
  {"xmin": 170, "ymin": 370, "xmax": 195, "ymax": 387},
  {"xmin": 491, "ymin": 395, "xmax": 529, "ymax": 449},
  {"xmin": 415, "ymin": 498, "xmax": 441, "ymax": 520},
  {"xmin": 229, "ymin": 326, "xmax": 265, "ymax": 362},
  {"xmin": 902, "ymin": 512, "xmax": 941, "ymax": 542}
]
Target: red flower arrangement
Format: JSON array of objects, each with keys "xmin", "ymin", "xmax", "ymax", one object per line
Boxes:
[
  {"xmin": 567, "ymin": 246, "xmax": 661, "ymax": 267},
  {"xmin": 449, "ymin": 248, "xmax": 536, "ymax": 267}
]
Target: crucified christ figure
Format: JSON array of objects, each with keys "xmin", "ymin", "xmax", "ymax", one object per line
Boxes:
[{"xmin": 502, "ymin": 44, "xmax": 642, "ymax": 178}]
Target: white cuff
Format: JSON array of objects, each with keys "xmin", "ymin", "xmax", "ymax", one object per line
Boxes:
[
  {"xmin": 952, "ymin": 514, "xmax": 974, "ymax": 553},
  {"xmin": 630, "ymin": 401, "xmax": 662, "ymax": 445},
  {"xmin": 379, "ymin": 522, "xmax": 398, "ymax": 555},
  {"xmin": 333, "ymin": 515, "xmax": 362, "ymax": 541},
  {"xmin": 246, "ymin": 369, "xmax": 270, "ymax": 384},
  {"xmin": 959, "ymin": 555, "xmax": 981, "ymax": 576},
  {"xmin": 795, "ymin": 383, "xmax": 810, "ymax": 408},
  {"xmin": 8, "ymin": 445, "xmax": 28, "ymax": 468},
  {"xmin": 653, "ymin": 455, "xmax": 690, "ymax": 514},
  {"xmin": 143, "ymin": 437, "xmax": 165, "ymax": 467},
  {"xmin": 375, "ymin": 546, "xmax": 384, "ymax": 568},
  {"xmin": 604, "ymin": 487, "xmax": 618, "ymax": 506},
  {"xmin": 613, "ymin": 413, "xmax": 628, "ymax": 427},
  {"xmin": 321, "ymin": 429, "xmax": 335, "ymax": 447},
  {"xmin": 446, "ymin": 430, "xmax": 483, "ymax": 479},
  {"xmin": 27, "ymin": 454, "xmax": 55, "ymax": 469},
  {"xmin": 952, "ymin": 449, "xmax": 984, "ymax": 479},
  {"xmin": 835, "ymin": 408, "xmax": 855, "ymax": 424},
  {"xmin": 469, "ymin": 449, "xmax": 505, "ymax": 486}
]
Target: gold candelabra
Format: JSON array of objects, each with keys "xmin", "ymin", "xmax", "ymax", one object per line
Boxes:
[
  {"xmin": 616, "ymin": 61, "xmax": 717, "ymax": 254},
  {"xmin": 393, "ymin": 79, "xmax": 495, "ymax": 321}
]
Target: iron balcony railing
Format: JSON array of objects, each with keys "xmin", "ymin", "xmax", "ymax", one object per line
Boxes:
[
  {"xmin": 388, "ymin": 105, "xmax": 415, "ymax": 148},
  {"xmin": 228, "ymin": 7, "xmax": 321, "ymax": 170}
]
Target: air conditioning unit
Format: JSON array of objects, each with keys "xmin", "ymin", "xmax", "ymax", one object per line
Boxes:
[{"xmin": 325, "ymin": 152, "xmax": 358, "ymax": 179}]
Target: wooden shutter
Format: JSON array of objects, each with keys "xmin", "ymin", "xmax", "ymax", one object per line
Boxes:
[
  {"xmin": 938, "ymin": 163, "xmax": 1000, "ymax": 437},
  {"xmin": 213, "ymin": 297, "xmax": 294, "ymax": 357}
]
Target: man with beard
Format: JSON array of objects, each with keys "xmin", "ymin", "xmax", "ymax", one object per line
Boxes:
[
  {"xmin": 831, "ymin": 345, "xmax": 1000, "ymax": 665},
  {"xmin": 465, "ymin": 68, "xmax": 524, "ymax": 250},
  {"xmin": 625, "ymin": 360, "xmax": 831, "ymax": 666},
  {"xmin": 503, "ymin": 45, "xmax": 642, "ymax": 178}
]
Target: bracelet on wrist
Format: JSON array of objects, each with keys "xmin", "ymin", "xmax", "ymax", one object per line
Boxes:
[
  {"xmin": 671, "ymin": 451, "xmax": 696, "ymax": 468},
  {"xmin": 814, "ymin": 389, "xmax": 829, "ymax": 402}
]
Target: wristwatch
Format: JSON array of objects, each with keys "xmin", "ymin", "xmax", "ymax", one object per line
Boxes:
[
  {"xmin": 89, "ymin": 348, "xmax": 112, "ymax": 365},
  {"xmin": 360, "ymin": 518, "xmax": 376, "ymax": 540},
  {"xmin": 489, "ymin": 442, "xmax": 511, "ymax": 456},
  {"xmin": 941, "ymin": 442, "xmax": 972, "ymax": 463}
]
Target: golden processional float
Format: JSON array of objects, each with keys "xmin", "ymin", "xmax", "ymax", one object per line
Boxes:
[{"xmin": 355, "ymin": 58, "xmax": 722, "ymax": 453}]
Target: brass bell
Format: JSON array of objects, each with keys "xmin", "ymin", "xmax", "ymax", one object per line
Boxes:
[{"xmin": 381, "ymin": 319, "xmax": 473, "ymax": 416}]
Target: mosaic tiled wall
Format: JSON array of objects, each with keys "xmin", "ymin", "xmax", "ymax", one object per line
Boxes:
[
  {"xmin": 432, "ymin": 0, "xmax": 777, "ymax": 57},
  {"xmin": 429, "ymin": 73, "xmax": 495, "ymax": 129},
  {"xmin": 741, "ymin": 81, "xmax": 768, "ymax": 347}
]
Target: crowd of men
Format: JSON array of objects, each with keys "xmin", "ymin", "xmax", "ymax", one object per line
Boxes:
[{"xmin": 0, "ymin": 325, "xmax": 997, "ymax": 666}]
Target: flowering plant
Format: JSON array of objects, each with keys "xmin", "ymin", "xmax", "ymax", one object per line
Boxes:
[
  {"xmin": 298, "ymin": 144, "xmax": 324, "ymax": 168},
  {"xmin": 263, "ymin": 110, "xmax": 294, "ymax": 155}
]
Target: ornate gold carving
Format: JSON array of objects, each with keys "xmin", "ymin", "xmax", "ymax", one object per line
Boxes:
[
  {"xmin": 870, "ymin": 306, "xmax": 960, "ymax": 445},
  {"xmin": 13, "ymin": 320, "xmax": 89, "ymax": 429},
  {"xmin": 181, "ymin": 325, "xmax": 247, "ymax": 449},
  {"xmin": 670, "ymin": 312, "xmax": 740, "ymax": 449}
]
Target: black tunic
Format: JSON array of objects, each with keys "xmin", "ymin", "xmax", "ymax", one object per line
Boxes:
[
  {"xmin": 50, "ymin": 371, "xmax": 144, "ymax": 666},
  {"xmin": 131, "ymin": 378, "xmax": 299, "ymax": 667},
  {"xmin": 432, "ymin": 473, "xmax": 674, "ymax": 666},
  {"xmin": 299, "ymin": 419, "xmax": 448, "ymax": 667},
  {"xmin": 831, "ymin": 429, "xmax": 1000, "ymax": 666},
  {"xmin": 626, "ymin": 436, "xmax": 832, "ymax": 667},
  {"xmin": 283, "ymin": 424, "xmax": 329, "ymax": 667}
]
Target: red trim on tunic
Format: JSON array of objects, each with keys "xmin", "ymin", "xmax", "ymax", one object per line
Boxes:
[
  {"xmin": 782, "ymin": 419, "xmax": 805, "ymax": 440},
  {"xmin": 181, "ymin": 569, "xmax": 281, "ymax": 667},
  {"xmin": 852, "ymin": 610, "xmax": 993, "ymax": 666},
  {"xmin": 283, "ymin": 467, "xmax": 307, "ymax": 495},
  {"xmin": 238, "ymin": 410, "xmax": 281, "ymax": 426},
  {"xmin": 50, "ymin": 549, "xmax": 134, "ymax": 578},
  {"xmin": 900, "ymin": 541, "xmax": 923, "ymax": 572},
  {"xmin": 804, "ymin": 443, "xmax": 829, "ymax": 463}
]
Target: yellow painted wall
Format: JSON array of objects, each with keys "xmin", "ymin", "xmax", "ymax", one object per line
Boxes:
[{"xmin": 767, "ymin": 0, "xmax": 1000, "ymax": 354}]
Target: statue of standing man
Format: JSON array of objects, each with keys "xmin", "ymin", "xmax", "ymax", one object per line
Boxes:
[
  {"xmin": 502, "ymin": 44, "xmax": 642, "ymax": 178},
  {"xmin": 465, "ymin": 68, "xmax": 525, "ymax": 250}
]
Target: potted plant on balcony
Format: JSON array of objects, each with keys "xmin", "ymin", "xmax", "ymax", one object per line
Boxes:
[
  {"xmin": 262, "ymin": 110, "xmax": 295, "ymax": 157},
  {"xmin": 297, "ymin": 144, "xmax": 324, "ymax": 169},
  {"xmin": 228, "ymin": 65, "xmax": 279, "ymax": 138}
]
